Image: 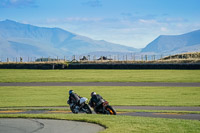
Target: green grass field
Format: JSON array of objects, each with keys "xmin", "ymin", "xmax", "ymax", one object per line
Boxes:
[
  {"xmin": 0, "ymin": 69, "xmax": 200, "ymax": 82},
  {"xmin": 1, "ymin": 69, "xmax": 200, "ymax": 133},
  {"xmin": 0, "ymin": 114, "xmax": 200, "ymax": 133},
  {"xmin": 0, "ymin": 86, "xmax": 199, "ymax": 107}
]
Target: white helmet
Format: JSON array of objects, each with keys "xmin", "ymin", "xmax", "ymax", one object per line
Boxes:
[{"xmin": 91, "ymin": 92, "xmax": 96, "ymax": 97}]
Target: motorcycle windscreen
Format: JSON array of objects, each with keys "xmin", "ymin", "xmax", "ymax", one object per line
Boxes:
[{"xmin": 79, "ymin": 97, "xmax": 88, "ymax": 104}]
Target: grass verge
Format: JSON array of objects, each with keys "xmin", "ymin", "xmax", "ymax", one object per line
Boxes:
[
  {"xmin": 0, "ymin": 86, "xmax": 200, "ymax": 107},
  {"xmin": 0, "ymin": 114, "xmax": 200, "ymax": 133},
  {"xmin": 0, "ymin": 69, "xmax": 200, "ymax": 82}
]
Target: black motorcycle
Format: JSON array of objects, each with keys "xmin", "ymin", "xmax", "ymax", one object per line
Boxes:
[
  {"xmin": 94, "ymin": 100, "xmax": 116, "ymax": 115},
  {"xmin": 68, "ymin": 97, "xmax": 92, "ymax": 114}
]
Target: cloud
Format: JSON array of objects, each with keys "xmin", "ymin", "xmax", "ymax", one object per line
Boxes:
[
  {"xmin": 82, "ymin": 0, "xmax": 102, "ymax": 7},
  {"xmin": 0, "ymin": 0, "xmax": 37, "ymax": 8},
  {"xmin": 165, "ymin": 17, "xmax": 188, "ymax": 23},
  {"xmin": 139, "ymin": 19, "xmax": 158, "ymax": 25},
  {"xmin": 64, "ymin": 17, "xmax": 102, "ymax": 22},
  {"xmin": 120, "ymin": 12, "xmax": 157, "ymax": 23},
  {"xmin": 160, "ymin": 27, "xmax": 168, "ymax": 32},
  {"xmin": 44, "ymin": 17, "xmax": 103, "ymax": 25},
  {"xmin": 31, "ymin": 13, "xmax": 199, "ymax": 48}
]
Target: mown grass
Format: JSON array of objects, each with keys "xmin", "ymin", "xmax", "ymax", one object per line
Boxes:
[
  {"xmin": 0, "ymin": 69, "xmax": 200, "ymax": 82},
  {"xmin": 0, "ymin": 86, "xmax": 199, "ymax": 107},
  {"xmin": 0, "ymin": 114, "xmax": 200, "ymax": 133}
]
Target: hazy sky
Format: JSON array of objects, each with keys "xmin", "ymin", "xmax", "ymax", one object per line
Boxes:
[{"xmin": 1, "ymin": 0, "xmax": 200, "ymax": 48}]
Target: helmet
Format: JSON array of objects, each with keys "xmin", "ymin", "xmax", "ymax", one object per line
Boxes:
[
  {"xmin": 69, "ymin": 90, "xmax": 74, "ymax": 95},
  {"xmin": 91, "ymin": 92, "xmax": 96, "ymax": 97}
]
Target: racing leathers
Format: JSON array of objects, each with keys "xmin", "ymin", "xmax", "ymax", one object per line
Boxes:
[
  {"xmin": 68, "ymin": 93, "xmax": 81, "ymax": 113},
  {"xmin": 89, "ymin": 94, "xmax": 105, "ymax": 113}
]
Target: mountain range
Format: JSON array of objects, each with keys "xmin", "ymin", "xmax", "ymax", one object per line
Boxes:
[
  {"xmin": 0, "ymin": 19, "xmax": 138, "ymax": 58},
  {"xmin": 142, "ymin": 29, "xmax": 200, "ymax": 54},
  {"xmin": 0, "ymin": 19, "xmax": 200, "ymax": 59}
]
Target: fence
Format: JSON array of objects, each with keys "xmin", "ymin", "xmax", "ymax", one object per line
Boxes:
[{"xmin": 0, "ymin": 53, "xmax": 200, "ymax": 63}]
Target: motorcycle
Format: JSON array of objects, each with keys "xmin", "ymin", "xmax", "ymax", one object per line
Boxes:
[
  {"xmin": 67, "ymin": 97, "xmax": 92, "ymax": 114},
  {"xmin": 94, "ymin": 100, "xmax": 117, "ymax": 115}
]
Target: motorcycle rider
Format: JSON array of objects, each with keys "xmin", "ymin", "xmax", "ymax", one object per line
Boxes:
[
  {"xmin": 68, "ymin": 90, "xmax": 81, "ymax": 113},
  {"xmin": 89, "ymin": 92, "xmax": 105, "ymax": 113}
]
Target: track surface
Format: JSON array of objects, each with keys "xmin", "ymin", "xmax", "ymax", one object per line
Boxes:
[
  {"xmin": 0, "ymin": 118, "xmax": 104, "ymax": 133},
  {"xmin": 115, "ymin": 104, "xmax": 200, "ymax": 121},
  {"xmin": 1, "ymin": 82, "xmax": 200, "ymax": 87},
  {"xmin": 114, "ymin": 106, "xmax": 200, "ymax": 111},
  {"xmin": 120, "ymin": 112, "xmax": 200, "ymax": 120}
]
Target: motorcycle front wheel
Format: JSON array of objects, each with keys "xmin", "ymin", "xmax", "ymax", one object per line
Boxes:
[{"xmin": 83, "ymin": 104, "xmax": 92, "ymax": 114}]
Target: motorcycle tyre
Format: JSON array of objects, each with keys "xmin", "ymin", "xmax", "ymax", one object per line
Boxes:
[
  {"xmin": 70, "ymin": 106, "xmax": 77, "ymax": 114},
  {"xmin": 106, "ymin": 106, "xmax": 117, "ymax": 115},
  {"xmin": 83, "ymin": 104, "xmax": 92, "ymax": 114}
]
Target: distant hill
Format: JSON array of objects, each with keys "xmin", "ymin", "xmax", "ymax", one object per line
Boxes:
[
  {"xmin": 0, "ymin": 19, "xmax": 138, "ymax": 58},
  {"xmin": 141, "ymin": 29, "xmax": 200, "ymax": 54}
]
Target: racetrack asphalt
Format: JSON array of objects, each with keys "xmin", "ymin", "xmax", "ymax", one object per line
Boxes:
[
  {"xmin": 0, "ymin": 118, "xmax": 104, "ymax": 133},
  {"xmin": 0, "ymin": 82, "xmax": 200, "ymax": 87},
  {"xmin": 119, "ymin": 112, "xmax": 200, "ymax": 120}
]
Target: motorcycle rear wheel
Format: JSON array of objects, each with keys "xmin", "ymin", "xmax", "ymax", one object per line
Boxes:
[
  {"xmin": 70, "ymin": 107, "xmax": 77, "ymax": 114},
  {"xmin": 106, "ymin": 106, "xmax": 117, "ymax": 115}
]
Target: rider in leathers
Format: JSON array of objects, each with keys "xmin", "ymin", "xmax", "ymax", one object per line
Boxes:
[
  {"xmin": 68, "ymin": 90, "xmax": 81, "ymax": 113},
  {"xmin": 89, "ymin": 92, "xmax": 105, "ymax": 113}
]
